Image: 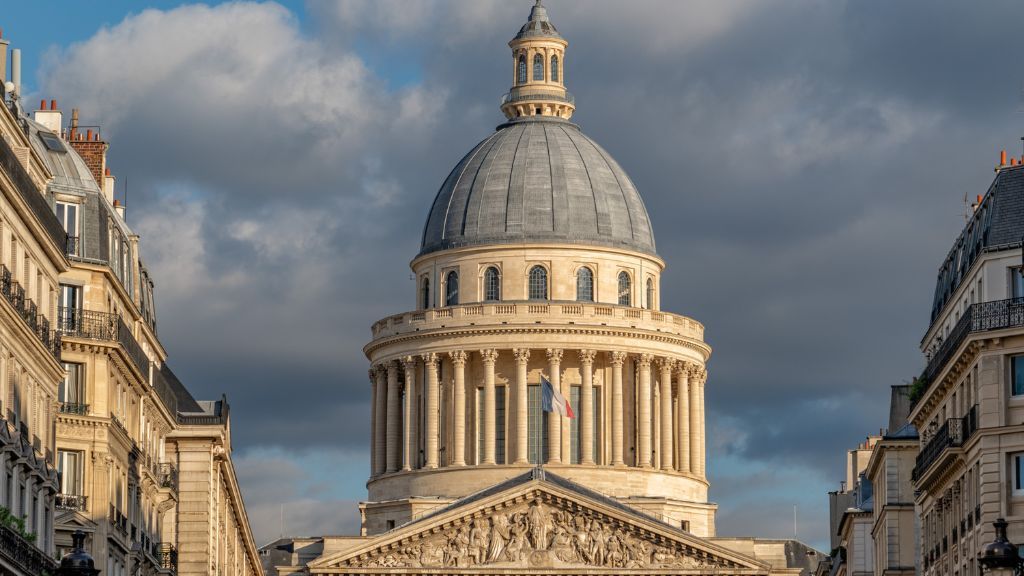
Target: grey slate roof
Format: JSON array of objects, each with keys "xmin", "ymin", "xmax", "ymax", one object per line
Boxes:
[
  {"xmin": 514, "ymin": 1, "xmax": 563, "ymax": 41},
  {"xmin": 419, "ymin": 117, "xmax": 657, "ymax": 257},
  {"xmin": 930, "ymin": 165, "xmax": 1024, "ymax": 325}
]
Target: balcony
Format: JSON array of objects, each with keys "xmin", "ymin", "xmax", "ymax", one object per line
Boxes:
[
  {"xmin": 159, "ymin": 542, "xmax": 178, "ymax": 573},
  {"xmin": 65, "ymin": 235, "xmax": 80, "ymax": 257},
  {"xmin": 55, "ymin": 493, "xmax": 88, "ymax": 512},
  {"xmin": 0, "ymin": 521, "xmax": 57, "ymax": 574},
  {"xmin": 58, "ymin": 402, "xmax": 89, "ymax": 416},
  {"xmin": 57, "ymin": 307, "xmax": 150, "ymax": 377},
  {"xmin": 370, "ymin": 301, "xmax": 705, "ymax": 342},
  {"xmin": 157, "ymin": 463, "xmax": 178, "ymax": 491},
  {"xmin": 0, "ymin": 266, "xmax": 61, "ymax": 362},
  {"xmin": 913, "ymin": 405, "xmax": 978, "ymax": 481},
  {"xmin": 501, "ymin": 89, "xmax": 575, "ymax": 106},
  {"xmin": 920, "ymin": 297, "xmax": 1024, "ymax": 402},
  {"xmin": 108, "ymin": 505, "xmax": 128, "ymax": 537}
]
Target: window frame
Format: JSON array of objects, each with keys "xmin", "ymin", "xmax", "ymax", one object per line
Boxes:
[
  {"xmin": 1014, "ymin": 452, "xmax": 1024, "ymax": 495},
  {"xmin": 617, "ymin": 271, "xmax": 631, "ymax": 306},
  {"xmin": 646, "ymin": 277, "xmax": 655, "ymax": 310},
  {"xmin": 444, "ymin": 270, "xmax": 459, "ymax": 307},
  {"xmin": 528, "ymin": 265, "xmax": 549, "ymax": 301},
  {"xmin": 550, "ymin": 55, "xmax": 559, "ymax": 83},
  {"xmin": 420, "ymin": 276, "xmax": 431, "ymax": 310},
  {"xmin": 517, "ymin": 55, "xmax": 527, "ymax": 85},
  {"xmin": 1013, "ymin": 355, "xmax": 1024, "ymax": 397},
  {"xmin": 483, "ymin": 266, "xmax": 501, "ymax": 302},
  {"xmin": 533, "ymin": 53, "xmax": 544, "ymax": 81},
  {"xmin": 576, "ymin": 266, "xmax": 594, "ymax": 302}
]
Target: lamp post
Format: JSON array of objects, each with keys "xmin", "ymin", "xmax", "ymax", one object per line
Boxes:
[
  {"xmin": 56, "ymin": 529, "xmax": 100, "ymax": 576},
  {"xmin": 979, "ymin": 518, "xmax": 1021, "ymax": 576}
]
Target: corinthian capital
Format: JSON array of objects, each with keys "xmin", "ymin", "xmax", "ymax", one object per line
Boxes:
[
  {"xmin": 577, "ymin": 349, "xmax": 596, "ymax": 365},
  {"xmin": 654, "ymin": 356, "xmax": 674, "ymax": 371},
  {"xmin": 637, "ymin": 353, "xmax": 653, "ymax": 368},
  {"xmin": 479, "ymin": 349, "xmax": 499, "ymax": 364},
  {"xmin": 546, "ymin": 348, "xmax": 563, "ymax": 363},
  {"xmin": 449, "ymin": 350, "xmax": 468, "ymax": 366},
  {"xmin": 402, "ymin": 356, "xmax": 418, "ymax": 371},
  {"xmin": 513, "ymin": 348, "xmax": 531, "ymax": 364},
  {"xmin": 608, "ymin": 351, "xmax": 627, "ymax": 366},
  {"xmin": 421, "ymin": 352, "xmax": 438, "ymax": 367},
  {"xmin": 675, "ymin": 361, "xmax": 693, "ymax": 377}
]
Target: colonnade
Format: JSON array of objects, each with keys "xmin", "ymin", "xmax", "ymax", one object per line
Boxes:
[{"xmin": 368, "ymin": 349, "xmax": 707, "ymax": 478}]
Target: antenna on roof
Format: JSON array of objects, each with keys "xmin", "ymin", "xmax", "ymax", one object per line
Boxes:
[{"xmin": 123, "ymin": 176, "xmax": 128, "ymax": 223}]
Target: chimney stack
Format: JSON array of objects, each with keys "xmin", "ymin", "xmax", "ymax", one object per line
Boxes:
[
  {"xmin": 33, "ymin": 98, "xmax": 62, "ymax": 133},
  {"xmin": 11, "ymin": 48, "xmax": 20, "ymax": 99},
  {"xmin": 66, "ymin": 110, "xmax": 108, "ymax": 187},
  {"xmin": 0, "ymin": 29, "xmax": 7, "ymax": 98},
  {"xmin": 103, "ymin": 167, "xmax": 115, "ymax": 204},
  {"xmin": 112, "ymin": 199, "xmax": 125, "ymax": 220}
]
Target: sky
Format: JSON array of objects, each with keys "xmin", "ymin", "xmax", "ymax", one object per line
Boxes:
[{"xmin": 8, "ymin": 0, "xmax": 1024, "ymax": 553}]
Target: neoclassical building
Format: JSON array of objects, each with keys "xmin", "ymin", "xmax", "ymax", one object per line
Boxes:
[{"xmin": 300, "ymin": 4, "xmax": 818, "ymax": 576}]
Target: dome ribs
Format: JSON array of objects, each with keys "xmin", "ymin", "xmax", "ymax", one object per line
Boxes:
[
  {"xmin": 468, "ymin": 123, "xmax": 521, "ymax": 241},
  {"xmin": 433, "ymin": 131, "xmax": 502, "ymax": 247},
  {"xmin": 504, "ymin": 124, "xmax": 532, "ymax": 235}
]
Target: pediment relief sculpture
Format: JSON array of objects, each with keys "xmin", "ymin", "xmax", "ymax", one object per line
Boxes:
[{"xmin": 345, "ymin": 494, "xmax": 738, "ymax": 571}]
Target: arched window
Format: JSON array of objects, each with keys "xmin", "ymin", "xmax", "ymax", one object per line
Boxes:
[
  {"xmin": 445, "ymin": 271, "xmax": 459, "ymax": 307},
  {"xmin": 550, "ymin": 55, "xmax": 559, "ymax": 83},
  {"xmin": 646, "ymin": 278, "xmax": 654, "ymax": 310},
  {"xmin": 421, "ymin": 277, "xmax": 430, "ymax": 310},
  {"xmin": 576, "ymin": 267, "xmax": 594, "ymax": 302},
  {"xmin": 618, "ymin": 272, "xmax": 631, "ymax": 306},
  {"xmin": 517, "ymin": 55, "xmax": 527, "ymax": 85},
  {"xmin": 528, "ymin": 266, "xmax": 548, "ymax": 300},
  {"xmin": 484, "ymin": 267, "xmax": 501, "ymax": 301},
  {"xmin": 533, "ymin": 53, "xmax": 544, "ymax": 81}
]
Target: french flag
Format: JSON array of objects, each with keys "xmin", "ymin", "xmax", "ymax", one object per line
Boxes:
[{"xmin": 541, "ymin": 376, "xmax": 574, "ymax": 418}]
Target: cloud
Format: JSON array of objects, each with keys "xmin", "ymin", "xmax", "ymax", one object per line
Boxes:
[{"xmin": 30, "ymin": 0, "xmax": 1024, "ymax": 547}]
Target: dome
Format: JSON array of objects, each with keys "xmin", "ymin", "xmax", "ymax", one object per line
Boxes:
[
  {"xmin": 513, "ymin": 0, "xmax": 564, "ymax": 41},
  {"xmin": 419, "ymin": 117, "xmax": 657, "ymax": 257}
]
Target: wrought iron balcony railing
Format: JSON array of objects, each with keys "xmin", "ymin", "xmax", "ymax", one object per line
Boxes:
[
  {"xmin": 160, "ymin": 542, "xmax": 178, "ymax": 571},
  {"xmin": 0, "ymin": 266, "xmax": 60, "ymax": 361},
  {"xmin": 920, "ymin": 297, "xmax": 1024, "ymax": 402},
  {"xmin": 56, "ymin": 493, "xmax": 88, "ymax": 512},
  {"xmin": 65, "ymin": 235, "xmax": 80, "ymax": 257},
  {"xmin": 157, "ymin": 462, "xmax": 178, "ymax": 491},
  {"xmin": 58, "ymin": 402, "xmax": 89, "ymax": 416},
  {"xmin": 0, "ymin": 519, "xmax": 57, "ymax": 574},
  {"xmin": 58, "ymin": 306, "xmax": 150, "ymax": 377},
  {"xmin": 913, "ymin": 405, "xmax": 979, "ymax": 481}
]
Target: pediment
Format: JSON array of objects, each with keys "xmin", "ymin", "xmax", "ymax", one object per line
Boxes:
[
  {"xmin": 55, "ymin": 510, "xmax": 97, "ymax": 531},
  {"xmin": 312, "ymin": 472, "xmax": 769, "ymax": 574}
]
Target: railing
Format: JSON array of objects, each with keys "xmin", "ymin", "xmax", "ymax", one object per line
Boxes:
[
  {"xmin": 0, "ymin": 520, "xmax": 58, "ymax": 574},
  {"xmin": 151, "ymin": 364, "xmax": 181, "ymax": 416},
  {"xmin": 371, "ymin": 301, "xmax": 705, "ymax": 341},
  {"xmin": 57, "ymin": 307, "xmax": 150, "ymax": 377},
  {"xmin": 109, "ymin": 505, "xmax": 128, "ymax": 536},
  {"xmin": 913, "ymin": 406, "xmax": 979, "ymax": 481},
  {"xmin": 65, "ymin": 235, "xmax": 80, "ymax": 257},
  {"xmin": 157, "ymin": 463, "xmax": 178, "ymax": 491},
  {"xmin": 501, "ymin": 90, "xmax": 575, "ymax": 106},
  {"xmin": 160, "ymin": 542, "xmax": 178, "ymax": 572},
  {"xmin": 0, "ymin": 266, "xmax": 60, "ymax": 361},
  {"xmin": 56, "ymin": 493, "xmax": 88, "ymax": 512},
  {"xmin": 0, "ymin": 125, "xmax": 69, "ymax": 251},
  {"xmin": 921, "ymin": 297, "xmax": 1024, "ymax": 399},
  {"xmin": 58, "ymin": 402, "xmax": 89, "ymax": 415},
  {"xmin": 110, "ymin": 414, "xmax": 128, "ymax": 437}
]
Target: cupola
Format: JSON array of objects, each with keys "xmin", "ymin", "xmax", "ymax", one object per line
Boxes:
[{"xmin": 500, "ymin": 1, "xmax": 575, "ymax": 120}]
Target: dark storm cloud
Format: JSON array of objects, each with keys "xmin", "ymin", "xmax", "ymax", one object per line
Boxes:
[{"xmin": 32, "ymin": 0, "xmax": 1024, "ymax": 542}]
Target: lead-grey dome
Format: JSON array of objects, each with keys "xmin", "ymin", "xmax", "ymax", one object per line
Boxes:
[{"xmin": 420, "ymin": 117, "xmax": 657, "ymax": 257}]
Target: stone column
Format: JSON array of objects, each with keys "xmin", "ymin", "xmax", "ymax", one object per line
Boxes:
[
  {"xmin": 513, "ymin": 348, "xmax": 531, "ymax": 464},
  {"xmin": 480, "ymin": 349, "xmax": 499, "ymax": 465},
  {"xmin": 579, "ymin": 350, "xmax": 596, "ymax": 465},
  {"xmin": 637, "ymin": 354, "xmax": 653, "ymax": 468},
  {"xmin": 546, "ymin": 349, "xmax": 563, "ymax": 464},
  {"xmin": 697, "ymin": 368, "xmax": 707, "ymax": 477},
  {"xmin": 402, "ymin": 357, "xmax": 418, "ymax": 471},
  {"xmin": 385, "ymin": 361, "xmax": 401, "ymax": 473},
  {"xmin": 676, "ymin": 362, "xmax": 691, "ymax": 473},
  {"xmin": 688, "ymin": 364, "xmax": 701, "ymax": 474},
  {"xmin": 423, "ymin": 353, "xmax": 440, "ymax": 469},
  {"xmin": 373, "ymin": 366, "xmax": 387, "ymax": 476},
  {"xmin": 658, "ymin": 358, "xmax": 674, "ymax": 471},
  {"xmin": 609, "ymin": 352, "xmax": 626, "ymax": 466},
  {"xmin": 449, "ymin": 351, "xmax": 467, "ymax": 467},
  {"xmin": 368, "ymin": 370, "xmax": 378, "ymax": 476}
]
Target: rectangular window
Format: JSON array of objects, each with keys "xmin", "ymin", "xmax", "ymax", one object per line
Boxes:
[
  {"xmin": 1013, "ymin": 356, "xmax": 1024, "ymax": 396},
  {"xmin": 58, "ymin": 450, "xmax": 83, "ymax": 495},
  {"xmin": 527, "ymin": 384, "xmax": 549, "ymax": 464},
  {"xmin": 1013, "ymin": 267, "xmax": 1024, "ymax": 299},
  {"xmin": 55, "ymin": 202, "xmax": 79, "ymax": 256},
  {"xmin": 1015, "ymin": 453, "xmax": 1024, "ymax": 494},
  {"xmin": 59, "ymin": 363, "xmax": 85, "ymax": 409}
]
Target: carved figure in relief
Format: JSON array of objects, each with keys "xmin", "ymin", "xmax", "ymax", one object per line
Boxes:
[
  {"xmin": 488, "ymin": 513, "xmax": 511, "ymax": 562},
  {"xmin": 469, "ymin": 517, "xmax": 490, "ymax": 564},
  {"xmin": 505, "ymin": 515, "xmax": 529, "ymax": 562},
  {"xmin": 526, "ymin": 500, "xmax": 550, "ymax": 550}
]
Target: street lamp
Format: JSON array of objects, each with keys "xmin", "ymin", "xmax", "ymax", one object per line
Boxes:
[
  {"xmin": 56, "ymin": 529, "xmax": 100, "ymax": 576},
  {"xmin": 979, "ymin": 518, "xmax": 1022, "ymax": 576}
]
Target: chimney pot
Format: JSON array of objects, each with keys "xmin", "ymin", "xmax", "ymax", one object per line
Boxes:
[
  {"xmin": 105, "ymin": 167, "xmax": 110, "ymax": 176},
  {"xmin": 50, "ymin": 99, "xmax": 56, "ymax": 110},
  {"xmin": 85, "ymin": 129, "xmax": 92, "ymax": 141},
  {"xmin": 39, "ymin": 99, "xmax": 45, "ymax": 110},
  {"xmin": 978, "ymin": 195, "xmax": 983, "ymax": 204},
  {"xmin": 113, "ymin": 199, "xmax": 120, "ymax": 207},
  {"xmin": 1012, "ymin": 158, "xmax": 1018, "ymax": 167},
  {"xmin": 1001, "ymin": 150, "xmax": 1007, "ymax": 166}
]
